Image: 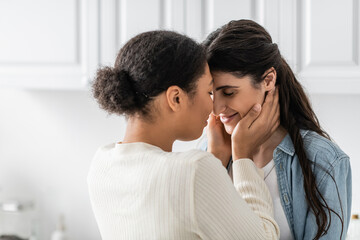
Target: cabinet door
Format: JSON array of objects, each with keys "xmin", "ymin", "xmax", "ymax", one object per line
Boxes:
[
  {"xmin": 0, "ymin": 0, "xmax": 99, "ymax": 89},
  {"xmin": 185, "ymin": 0, "xmax": 292, "ymax": 67},
  {"xmin": 100, "ymin": 0, "xmax": 191, "ymax": 65},
  {"xmin": 294, "ymin": 0, "xmax": 360, "ymax": 93},
  {"xmin": 100, "ymin": 0, "xmax": 161, "ymax": 65}
]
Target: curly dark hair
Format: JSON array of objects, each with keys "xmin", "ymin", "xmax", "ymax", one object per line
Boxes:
[{"xmin": 92, "ymin": 30, "xmax": 206, "ymax": 118}]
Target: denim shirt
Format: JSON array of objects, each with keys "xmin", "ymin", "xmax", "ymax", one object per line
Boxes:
[{"xmin": 201, "ymin": 130, "xmax": 352, "ymax": 239}]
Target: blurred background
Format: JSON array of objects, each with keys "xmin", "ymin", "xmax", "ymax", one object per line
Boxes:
[{"xmin": 0, "ymin": 0, "xmax": 359, "ymax": 239}]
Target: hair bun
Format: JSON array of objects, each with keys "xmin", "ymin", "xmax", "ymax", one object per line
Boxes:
[{"xmin": 92, "ymin": 66, "xmax": 139, "ymax": 115}]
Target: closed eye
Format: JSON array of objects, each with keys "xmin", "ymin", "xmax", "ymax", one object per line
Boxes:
[
  {"xmin": 222, "ymin": 91, "xmax": 234, "ymax": 96},
  {"xmin": 215, "ymin": 85, "xmax": 238, "ymax": 97}
]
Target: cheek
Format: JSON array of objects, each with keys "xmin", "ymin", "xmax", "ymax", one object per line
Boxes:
[
  {"xmin": 197, "ymin": 95, "xmax": 212, "ymax": 124},
  {"xmin": 188, "ymin": 95, "xmax": 208, "ymax": 121},
  {"xmin": 228, "ymin": 98, "xmax": 251, "ymax": 116},
  {"xmin": 205, "ymin": 95, "xmax": 213, "ymax": 113},
  {"xmin": 233, "ymin": 92, "xmax": 264, "ymax": 115},
  {"xmin": 197, "ymin": 94, "xmax": 212, "ymax": 113}
]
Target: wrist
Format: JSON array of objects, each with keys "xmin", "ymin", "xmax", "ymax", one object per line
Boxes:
[
  {"xmin": 232, "ymin": 146, "xmax": 253, "ymax": 160},
  {"xmin": 208, "ymin": 148, "xmax": 229, "ymax": 160},
  {"xmin": 208, "ymin": 148, "xmax": 231, "ymax": 166},
  {"xmin": 233, "ymin": 154, "xmax": 253, "ymax": 160}
]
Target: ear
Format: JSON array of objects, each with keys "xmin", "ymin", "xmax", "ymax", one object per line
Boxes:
[
  {"xmin": 165, "ymin": 86, "xmax": 186, "ymax": 112},
  {"xmin": 262, "ymin": 67, "xmax": 277, "ymax": 91}
]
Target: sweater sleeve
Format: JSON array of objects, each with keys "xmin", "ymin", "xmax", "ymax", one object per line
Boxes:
[{"xmin": 192, "ymin": 154, "xmax": 280, "ymax": 240}]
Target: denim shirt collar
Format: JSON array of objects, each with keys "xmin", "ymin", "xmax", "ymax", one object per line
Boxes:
[{"xmin": 274, "ymin": 129, "xmax": 309, "ymax": 157}]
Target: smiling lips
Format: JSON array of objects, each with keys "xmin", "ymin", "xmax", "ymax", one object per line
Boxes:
[{"xmin": 220, "ymin": 113, "xmax": 239, "ymax": 124}]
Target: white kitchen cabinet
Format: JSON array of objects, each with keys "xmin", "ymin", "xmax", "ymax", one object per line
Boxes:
[
  {"xmin": 0, "ymin": 0, "xmax": 99, "ymax": 89},
  {"xmin": 100, "ymin": 0, "xmax": 199, "ymax": 65},
  {"xmin": 100, "ymin": 0, "xmax": 164, "ymax": 65},
  {"xmin": 99, "ymin": 0, "xmax": 261, "ymax": 65},
  {"xmin": 294, "ymin": 0, "xmax": 360, "ymax": 94},
  {"xmin": 1, "ymin": 0, "xmax": 359, "ymax": 93},
  {"xmin": 194, "ymin": 0, "xmax": 360, "ymax": 94},
  {"xmin": 85, "ymin": 0, "xmax": 360, "ymax": 94}
]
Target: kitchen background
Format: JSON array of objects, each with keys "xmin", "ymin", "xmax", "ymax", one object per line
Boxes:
[{"xmin": 1, "ymin": 0, "xmax": 359, "ymax": 239}]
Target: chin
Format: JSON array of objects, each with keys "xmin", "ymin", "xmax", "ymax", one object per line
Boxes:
[{"xmin": 224, "ymin": 125, "xmax": 234, "ymax": 135}]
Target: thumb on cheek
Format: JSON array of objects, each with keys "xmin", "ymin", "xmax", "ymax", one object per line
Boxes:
[{"xmin": 207, "ymin": 113, "xmax": 215, "ymax": 127}]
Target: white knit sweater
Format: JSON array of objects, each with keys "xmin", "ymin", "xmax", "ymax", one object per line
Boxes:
[{"xmin": 88, "ymin": 142, "xmax": 280, "ymax": 240}]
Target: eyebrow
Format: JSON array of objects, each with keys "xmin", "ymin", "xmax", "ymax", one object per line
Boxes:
[
  {"xmin": 209, "ymin": 79, "xmax": 214, "ymax": 85},
  {"xmin": 215, "ymin": 85, "xmax": 239, "ymax": 91}
]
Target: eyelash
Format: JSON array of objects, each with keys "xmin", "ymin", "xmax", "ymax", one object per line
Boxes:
[
  {"xmin": 222, "ymin": 92, "xmax": 234, "ymax": 96},
  {"xmin": 208, "ymin": 91, "xmax": 213, "ymax": 96}
]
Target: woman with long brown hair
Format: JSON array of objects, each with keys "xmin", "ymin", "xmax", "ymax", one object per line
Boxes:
[{"xmin": 203, "ymin": 20, "xmax": 351, "ymax": 240}]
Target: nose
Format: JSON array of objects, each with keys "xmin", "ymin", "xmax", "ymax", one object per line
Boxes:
[{"xmin": 212, "ymin": 93, "xmax": 226, "ymax": 115}]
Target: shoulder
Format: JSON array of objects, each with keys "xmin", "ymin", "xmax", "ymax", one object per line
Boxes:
[
  {"xmin": 168, "ymin": 150, "xmax": 226, "ymax": 183},
  {"xmin": 279, "ymin": 130, "xmax": 349, "ymax": 167},
  {"xmin": 301, "ymin": 130, "xmax": 349, "ymax": 166},
  {"xmin": 300, "ymin": 130, "xmax": 350, "ymax": 185},
  {"xmin": 170, "ymin": 149, "xmax": 220, "ymax": 167},
  {"xmin": 91, "ymin": 143, "xmax": 117, "ymax": 164},
  {"xmin": 92, "ymin": 142, "xmax": 218, "ymax": 164},
  {"xmin": 95, "ymin": 142, "xmax": 116, "ymax": 154}
]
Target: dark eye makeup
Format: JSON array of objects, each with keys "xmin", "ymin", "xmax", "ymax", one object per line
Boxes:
[{"xmin": 222, "ymin": 90, "xmax": 234, "ymax": 96}]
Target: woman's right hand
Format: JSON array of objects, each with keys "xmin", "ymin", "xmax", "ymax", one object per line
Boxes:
[
  {"xmin": 231, "ymin": 87, "xmax": 280, "ymax": 160},
  {"xmin": 207, "ymin": 113, "xmax": 232, "ymax": 167}
]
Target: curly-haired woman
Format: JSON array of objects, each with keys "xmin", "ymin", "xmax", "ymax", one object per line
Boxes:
[{"xmin": 87, "ymin": 30, "xmax": 280, "ymax": 239}]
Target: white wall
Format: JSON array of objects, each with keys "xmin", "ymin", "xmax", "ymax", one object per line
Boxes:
[
  {"xmin": 0, "ymin": 88, "xmax": 115, "ymax": 239},
  {"xmin": 310, "ymin": 94, "xmax": 360, "ymax": 214},
  {"xmin": 0, "ymin": 88, "xmax": 359, "ymax": 239}
]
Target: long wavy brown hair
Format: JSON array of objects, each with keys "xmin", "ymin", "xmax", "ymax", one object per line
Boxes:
[{"xmin": 204, "ymin": 19, "xmax": 344, "ymax": 240}]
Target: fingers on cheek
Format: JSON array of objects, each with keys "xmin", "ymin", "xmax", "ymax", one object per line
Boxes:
[
  {"xmin": 209, "ymin": 117, "xmax": 218, "ymax": 127},
  {"xmin": 208, "ymin": 115, "xmax": 214, "ymax": 124},
  {"xmin": 215, "ymin": 116, "xmax": 221, "ymax": 124}
]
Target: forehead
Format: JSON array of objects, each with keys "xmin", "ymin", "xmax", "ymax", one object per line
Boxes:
[
  {"xmin": 197, "ymin": 63, "xmax": 212, "ymax": 86},
  {"xmin": 211, "ymin": 71, "xmax": 253, "ymax": 87}
]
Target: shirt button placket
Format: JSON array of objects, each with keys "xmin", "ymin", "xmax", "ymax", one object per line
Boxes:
[
  {"xmin": 283, "ymin": 193, "xmax": 290, "ymax": 205},
  {"xmin": 275, "ymin": 149, "xmax": 290, "ymax": 205}
]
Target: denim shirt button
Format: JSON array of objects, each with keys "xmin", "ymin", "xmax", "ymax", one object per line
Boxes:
[
  {"xmin": 279, "ymin": 163, "xmax": 283, "ymax": 171},
  {"xmin": 283, "ymin": 193, "xmax": 289, "ymax": 204}
]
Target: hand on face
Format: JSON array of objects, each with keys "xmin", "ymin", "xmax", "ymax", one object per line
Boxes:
[
  {"xmin": 231, "ymin": 87, "xmax": 280, "ymax": 160},
  {"xmin": 207, "ymin": 113, "xmax": 232, "ymax": 167}
]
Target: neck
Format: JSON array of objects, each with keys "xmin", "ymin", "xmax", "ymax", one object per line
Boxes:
[
  {"xmin": 253, "ymin": 125, "xmax": 287, "ymax": 168},
  {"xmin": 122, "ymin": 116, "xmax": 175, "ymax": 152}
]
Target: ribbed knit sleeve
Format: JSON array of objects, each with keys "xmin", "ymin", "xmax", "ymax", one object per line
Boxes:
[{"xmin": 192, "ymin": 155, "xmax": 280, "ymax": 240}]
